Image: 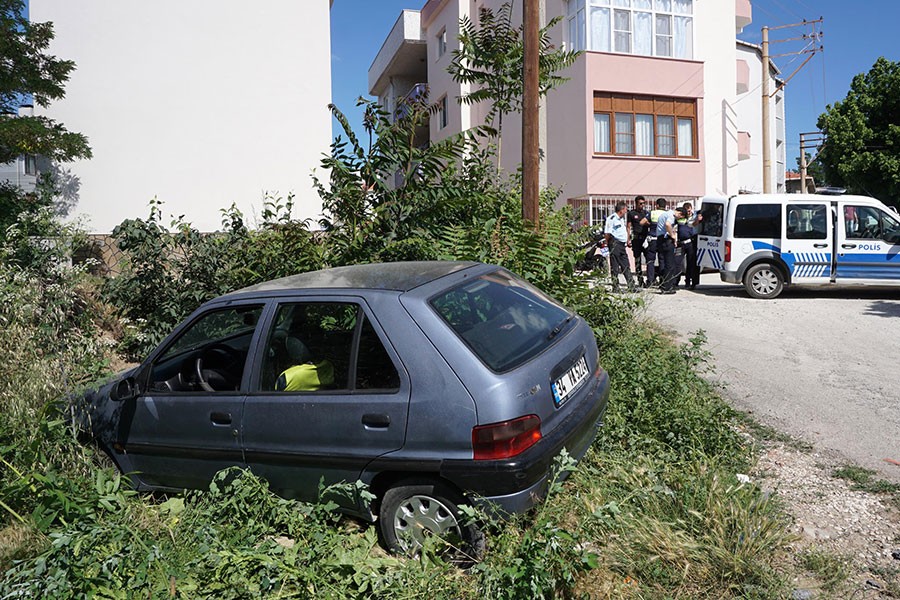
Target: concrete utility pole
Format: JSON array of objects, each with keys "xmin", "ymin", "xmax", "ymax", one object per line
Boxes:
[
  {"xmin": 522, "ymin": 0, "xmax": 540, "ymax": 226},
  {"xmin": 762, "ymin": 26, "xmax": 770, "ymax": 193},
  {"xmin": 760, "ymin": 18, "xmax": 823, "ymax": 193},
  {"xmin": 799, "ymin": 131, "xmax": 825, "ymax": 193}
]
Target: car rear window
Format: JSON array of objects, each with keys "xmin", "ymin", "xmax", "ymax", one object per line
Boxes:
[{"xmin": 430, "ymin": 271, "xmax": 571, "ymax": 372}]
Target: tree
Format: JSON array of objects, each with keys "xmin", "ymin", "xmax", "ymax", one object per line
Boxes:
[
  {"xmin": 0, "ymin": 0, "xmax": 91, "ymax": 165},
  {"xmin": 447, "ymin": 2, "xmax": 579, "ymax": 163},
  {"xmin": 816, "ymin": 57, "xmax": 900, "ymax": 205}
]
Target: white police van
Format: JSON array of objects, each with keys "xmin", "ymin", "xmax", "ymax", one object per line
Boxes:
[{"xmin": 696, "ymin": 194, "xmax": 900, "ymax": 299}]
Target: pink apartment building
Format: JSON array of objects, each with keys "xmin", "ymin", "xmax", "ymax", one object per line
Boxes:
[{"xmin": 368, "ymin": 0, "xmax": 785, "ymax": 225}]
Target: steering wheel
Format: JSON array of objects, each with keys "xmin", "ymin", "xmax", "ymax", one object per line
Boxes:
[{"xmin": 194, "ymin": 343, "xmax": 240, "ymax": 392}]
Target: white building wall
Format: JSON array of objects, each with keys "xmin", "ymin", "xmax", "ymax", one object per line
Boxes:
[
  {"xmin": 734, "ymin": 42, "xmax": 783, "ymax": 194},
  {"xmin": 29, "ymin": 0, "xmax": 332, "ymax": 233},
  {"xmin": 695, "ymin": 0, "xmax": 739, "ymax": 197}
]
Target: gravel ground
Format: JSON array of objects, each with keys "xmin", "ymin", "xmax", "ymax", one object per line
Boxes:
[{"xmin": 640, "ymin": 273, "xmax": 900, "ymax": 597}]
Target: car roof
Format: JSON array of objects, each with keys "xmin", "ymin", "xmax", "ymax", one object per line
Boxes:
[{"xmin": 226, "ymin": 261, "xmax": 480, "ymax": 296}]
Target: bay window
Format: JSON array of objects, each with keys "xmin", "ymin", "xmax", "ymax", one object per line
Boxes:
[
  {"xmin": 568, "ymin": 0, "xmax": 693, "ymax": 59},
  {"xmin": 593, "ymin": 92, "xmax": 697, "ymax": 158}
]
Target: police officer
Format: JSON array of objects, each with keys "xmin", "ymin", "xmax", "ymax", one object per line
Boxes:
[
  {"xmin": 604, "ymin": 201, "xmax": 636, "ymax": 292},
  {"xmin": 655, "ymin": 199, "xmax": 685, "ymax": 294},
  {"xmin": 627, "ymin": 195, "xmax": 652, "ymax": 287}
]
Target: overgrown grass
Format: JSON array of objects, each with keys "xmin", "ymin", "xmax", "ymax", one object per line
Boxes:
[
  {"xmin": 798, "ymin": 547, "xmax": 851, "ymax": 593},
  {"xmin": 1, "ymin": 189, "xmax": 801, "ymax": 597},
  {"xmin": 833, "ymin": 464, "xmax": 900, "ymax": 494}
]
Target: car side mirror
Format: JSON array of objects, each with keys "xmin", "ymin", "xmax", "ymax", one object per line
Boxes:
[
  {"xmin": 884, "ymin": 231, "xmax": 900, "ymax": 245},
  {"xmin": 110, "ymin": 377, "xmax": 139, "ymax": 402}
]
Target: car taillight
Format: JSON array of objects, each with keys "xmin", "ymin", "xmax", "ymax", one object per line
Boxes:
[
  {"xmin": 724, "ymin": 240, "xmax": 732, "ymax": 263},
  {"xmin": 472, "ymin": 415, "xmax": 542, "ymax": 460}
]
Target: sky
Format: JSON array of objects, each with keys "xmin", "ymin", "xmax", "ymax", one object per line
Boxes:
[{"xmin": 330, "ymin": 0, "xmax": 899, "ymax": 170}]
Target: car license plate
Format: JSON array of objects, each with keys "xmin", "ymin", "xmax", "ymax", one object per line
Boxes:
[{"xmin": 552, "ymin": 355, "xmax": 589, "ymax": 407}]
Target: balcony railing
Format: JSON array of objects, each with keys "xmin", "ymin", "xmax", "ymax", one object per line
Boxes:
[{"xmin": 395, "ymin": 83, "xmax": 428, "ymax": 121}]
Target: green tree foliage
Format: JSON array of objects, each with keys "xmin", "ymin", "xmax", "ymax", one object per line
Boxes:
[
  {"xmin": 817, "ymin": 57, "xmax": 900, "ymax": 205},
  {"xmin": 0, "ymin": 0, "xmax": 91, "ymax": 164},
  {"xmin": 315, "ymin": 97, "xmax": 489, "ymax": 265},
  {"xmin": 447, "ymin": 3, "xmax": 579, "ymax": 151}
]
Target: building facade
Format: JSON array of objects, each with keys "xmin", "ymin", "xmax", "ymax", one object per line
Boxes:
[
  {"xmin": 26, "ymin": 0, "xmax": 333, "ymax": 233},
  {"xmin": 369, "ymin": 0, "xmax": 785, "ymax": 225}
]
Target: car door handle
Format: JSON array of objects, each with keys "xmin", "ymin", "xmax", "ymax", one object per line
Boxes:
[
  {"xmin": 361, "ymin": 413, "xmax": 391, "ymax": 429},
  {"xmin": 210, "ymin": 411, "xmax": 232, "ymax": 426},
  {"xmin": 813, "ymin": 243, "xmax": 828, "ymax": 248},
  {"xmin": 842, "ymin": 243, "xmax": 856, "ymax": 249}
]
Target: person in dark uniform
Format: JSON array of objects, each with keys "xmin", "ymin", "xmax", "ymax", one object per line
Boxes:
[
  {"xmin": 626, "ymin": 195, "xmax": 652, "ymax": 287},
  {"xmin": 676, "ymin": 202, "xmax": 698, "ymax": 289}
]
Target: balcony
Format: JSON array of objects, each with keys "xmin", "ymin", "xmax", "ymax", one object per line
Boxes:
[
  {"xmin": 368, "ymin": 10, "xmax": 427, "ymax": 98},
  {"xmin": 736, "ymin": 59, "xmax": 750, "ymax": 94},
  {"xmin": 395, "ymin": 83, "xmax": 428, "ymax": 121},
  {"xmin": 736, "ymin": 0, "xmax": 752, "ymax": 33},
  {"xmin": 738, "ymin": 131, "xmax": 751, "ymax": 161}
]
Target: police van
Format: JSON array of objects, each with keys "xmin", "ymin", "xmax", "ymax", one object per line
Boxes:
[{"xmin": 696, "ymin": 193, "xmax": 900, "ymax": 299}]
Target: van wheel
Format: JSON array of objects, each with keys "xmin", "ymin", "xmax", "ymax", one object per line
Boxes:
[
  {"xmin": 379, "ymin": 479, "xmax": 483, "ymax": 562},
  {"xmin": 744, "ymin": 263, "xmax": 784, "ymax": 299}
]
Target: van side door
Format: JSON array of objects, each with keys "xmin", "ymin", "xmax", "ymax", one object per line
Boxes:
[
  {"xmin": 781, "ymin": 201, "xmax": 833, "ymax": 284},
  {"xmin": 835, "ymin": 201, "xmax": 900, "ymax": 283},
  {"xmin": 696, "ymin": 199, "xmax": 726, "ymax": 270}
]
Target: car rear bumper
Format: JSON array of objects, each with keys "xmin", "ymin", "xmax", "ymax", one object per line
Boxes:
[{"xmin": 440, "ymin": 369, "xmax": 609, "ymax": 515}]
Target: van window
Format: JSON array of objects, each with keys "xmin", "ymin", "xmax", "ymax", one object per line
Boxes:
[
  {"xmin": 699, "ymin": 202, "xmax": 723, "ymax": 237},
  {"xmin": 786, "ymin": 204, "xmax": 828, "ymax": 240},
  {"xmin": 734, "ymin": 204, "xmax": 780, "ymax": 238},
  {"xmin": 845, "ymin": 205, "xmax": 900, "ymax": 241}
]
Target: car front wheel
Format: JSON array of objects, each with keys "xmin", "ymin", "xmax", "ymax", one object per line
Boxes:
[
  {"xmin": 379, "ymin": 479, "xmax": 483, "ymax": 562},
  {"xmin": 743, "ymin": 263, "xmax": 784, "ymax": 299}
]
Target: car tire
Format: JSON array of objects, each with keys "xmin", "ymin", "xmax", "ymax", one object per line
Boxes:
[
  {"xmin": 743, "ymin": 263, "xmax": 784, "ymax": 299},
  {"xmin": 379, "ymin": 479, "xmax": 483, "ymax": 562}
]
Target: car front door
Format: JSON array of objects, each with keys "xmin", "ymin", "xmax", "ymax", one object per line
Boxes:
[
  {"xmin": 118, "ymin": 302, "xmax": 265, "ymax": 490},
  {"xmin": 834, "ymin": 201, "xmax": 900, "ymax": 283},
  {"xmin": 241, "ymin": 298, "xmax": 410, "ymax": 507},
  {"xmin": 781, "ymin": 201, "xmax": 833, "ymax": 284}
]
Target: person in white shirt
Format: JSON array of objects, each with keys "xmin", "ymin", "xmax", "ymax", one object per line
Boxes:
[
  {"xmin": 604, "ymin": 202, "xmax": 636, "ymax": 292},
  {"xmin": 653, "ymin": 198, "xmax": 685, "ymax": 294}
]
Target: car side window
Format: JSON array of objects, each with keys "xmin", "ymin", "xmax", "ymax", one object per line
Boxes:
[
  {"xmin": 785, "ymin": 204, "xmax": 827, "ymax": 240},
  {"xmin": 846, "ymin": 205, "xmax": 899, "ymax": 241},
  {"xmin": 259, "ymin": 302, "xmax": 400, "ymax": 393},
  {"xmin": 149, "ymin": 305, "xmax": 263, "ymax": 393},
  {"xmin": 734, "ymin": 203, "xmax": 781, "ymax": 238}
]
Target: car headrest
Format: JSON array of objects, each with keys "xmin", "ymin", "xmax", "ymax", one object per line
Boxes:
[{"xmin": 285, "ymin": 337, "xmax": 312, "ymax": 363}]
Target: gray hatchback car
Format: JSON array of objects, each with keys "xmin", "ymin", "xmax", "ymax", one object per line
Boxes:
[{"xmin": 78, "ymin": 261, "xmax": 609, "ymax": 552}]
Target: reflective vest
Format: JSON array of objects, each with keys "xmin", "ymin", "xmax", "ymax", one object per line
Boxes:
[{"xmin": 276, "ymin": 360, "xmax": 335, "ymax": 392}]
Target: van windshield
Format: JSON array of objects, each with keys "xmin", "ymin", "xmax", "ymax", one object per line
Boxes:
[{"xmin": 431, "ymin": 272, "xmax": 571, "ymax": 372}]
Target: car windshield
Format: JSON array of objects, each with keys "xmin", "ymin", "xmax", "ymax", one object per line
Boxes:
[{"xmin": 430, "ymin": 271, "xmax": 571, "ymax": 372}]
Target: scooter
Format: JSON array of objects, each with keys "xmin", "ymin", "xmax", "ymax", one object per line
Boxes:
[{"xmin": 576, "ymin": 231, "xmax": 609, "ymax": 273}]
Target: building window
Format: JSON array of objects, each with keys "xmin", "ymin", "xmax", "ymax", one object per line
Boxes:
[
  {"xmin": 438, "ymin": 95, "xmax": 448, "ymax": 129},
  {"xmin": 23, "ymin": 155, "xmax": 37, "ymax": 175},
  {"xmin": 437, "ymin": 28, "xmax": 447, "ymax": 58},
  {"xmin": 568, "ymin": 0, "xmax": 693, "ymax": 59},
  {"xmin": 593, "ymin": 92, "xmax": 697, "ymax": 158}
]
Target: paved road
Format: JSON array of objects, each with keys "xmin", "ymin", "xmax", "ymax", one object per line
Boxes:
[{"xmin": 642, "ymin": 273, "xmax": 900, "ymax": 482}]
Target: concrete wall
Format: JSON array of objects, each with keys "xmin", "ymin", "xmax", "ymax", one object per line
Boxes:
[{"xmin": 29, "ymin": 0, "xmax": 332, "ymax": 233}]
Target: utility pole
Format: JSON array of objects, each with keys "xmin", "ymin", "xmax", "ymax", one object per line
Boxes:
[
  {"xmin": 799, "ymin": 131, "xmax": 825, "ymax": 193},
  {"xmin": 522, "ymin": 0, "xmax": 540, "ymax": 226},
  {"xmin": 762, "ymin": 26, "xmax": 770, "ymax": 193},
  {"xmin": 760, "ymin": 19, "xmax": 823, "ymax": 193}
]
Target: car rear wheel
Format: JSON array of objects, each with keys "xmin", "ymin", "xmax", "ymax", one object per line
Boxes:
[
  {"xmin": 379, "ymin": 480, "xmax": 483, "ymax": 562},
  {"xmin": 743, "ymin": 263, "xmax": 784, "ymax": 299}
]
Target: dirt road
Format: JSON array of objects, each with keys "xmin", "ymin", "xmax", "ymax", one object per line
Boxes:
[{"xmin": 642, "ymin": 273, "xmax": 900, "ymax": 482}]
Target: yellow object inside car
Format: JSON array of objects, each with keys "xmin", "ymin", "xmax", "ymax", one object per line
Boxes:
[{"xmin": 275, "ymin": 360, "xmax": 335, "ymax": 392}]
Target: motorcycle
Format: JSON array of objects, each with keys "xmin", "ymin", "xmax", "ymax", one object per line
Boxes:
[{"xmin": 576, "ymin": 230, "xmax": 609, "ymax": 273}]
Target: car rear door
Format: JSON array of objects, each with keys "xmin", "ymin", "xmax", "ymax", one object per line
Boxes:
[
  {"xmin": 834, "ymin": 200, "xmax": 900, "ymax": 283},
  {"xmin": 696, "ymin": 197, "xmax": 726, "ymax": 270},
  {"xmin": 241, "ymin": 297, "xmax": 410, "ymax": 506},
  {"xmin": 781, "ymin": 200, "xmax": 833, "ymax": 283}
]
